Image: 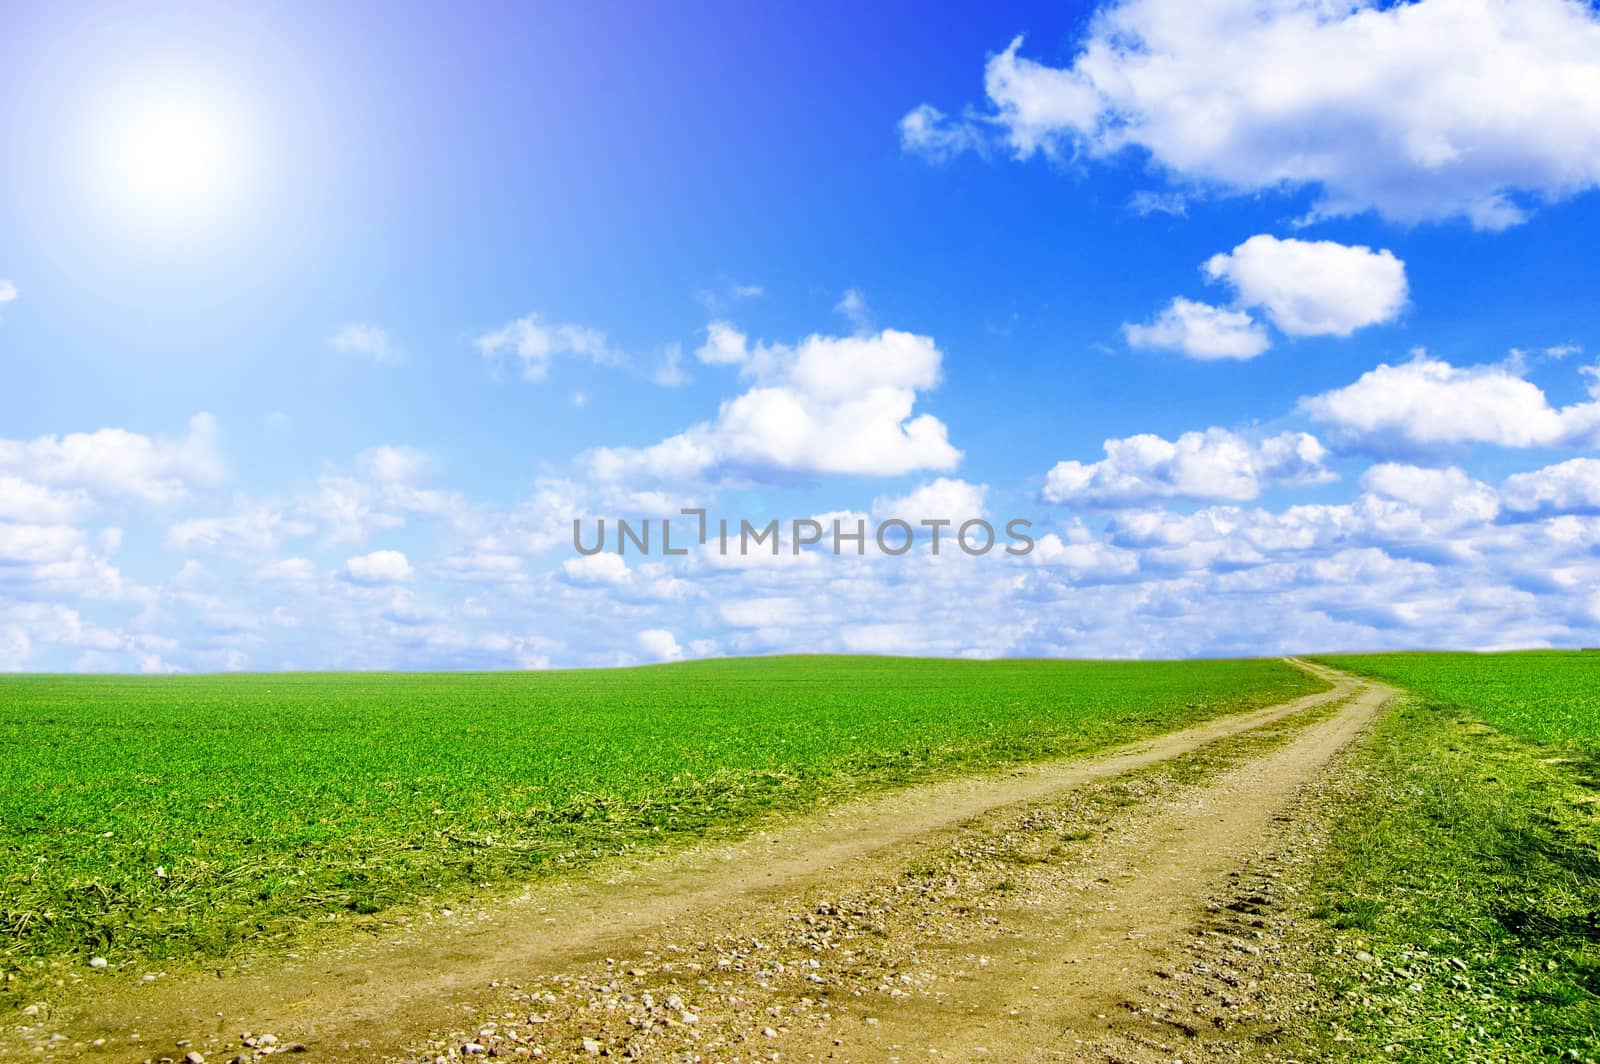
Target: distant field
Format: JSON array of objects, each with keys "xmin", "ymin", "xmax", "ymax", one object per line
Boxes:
[
  {"xmin": 0, "ymin": 655, "xmax": 1319, "ymax": 982},
  {"xmin": 1320, "ymin": 650, "xmax": 1600, "ymax": 751}
]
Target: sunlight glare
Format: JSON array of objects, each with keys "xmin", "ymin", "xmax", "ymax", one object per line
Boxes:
[{"xmin": 94, "ymin": 88, "xmax": 244, "ymax": 233}]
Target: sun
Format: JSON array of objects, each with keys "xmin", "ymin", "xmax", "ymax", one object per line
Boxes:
[{"xmin": 92, "ymin": 87, "xmax": 245, "ymax": 233}]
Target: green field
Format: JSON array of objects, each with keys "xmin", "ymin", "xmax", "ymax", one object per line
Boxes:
[
  {"xmin": 1323, "ymin": 649, "xmax": 1600, "ymax": 757},
  {"xmin": 0, "ymin": 655, "xmax": 1319, "ymax": 992},
  {"xmin": 1301, "ymin": 651, "xmax": 1600, "ymax": 1060}
]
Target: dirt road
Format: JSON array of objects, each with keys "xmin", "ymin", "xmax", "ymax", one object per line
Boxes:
[{"xmin": 3, "ymin": 661, "xmax": 1390, "ymax": 1062}]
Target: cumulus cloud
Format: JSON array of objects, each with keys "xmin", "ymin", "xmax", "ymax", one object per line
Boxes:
[
  {"xmin": 252, "ymin": 557, "xmax": 317, "ymax": 586},
  {"xmin": 0, "ymin": 522, "xmax": 95, "ymax": 567},
  {"xmin": 0, "ymin": 603, "xmax": 137, "ymax": 670},
  {"xmin": 561, "ymin": 552, "xmax": 633, "ymax": 586},
  {"xmin": 330, "ymin": 323, "xmax": 403, "ymax": 365},
  {"xmin": 874, "ymin": 477, "xmax": 988, "ymax": 523},
  {"xmin": 586, "ymin": 328, "xmax": 961, "ymax": 482},
  {"xmin": 0, "ymin": 279, "xmax": 16, "ymax": 305},
  {"xmin": 0, "ymin": 414, "xmax": 222, "ymax": 504},
  {"xmin": 909, "ymin": 0, "xmax": 1600, "ymax": 228},
  {"xmin": 308, "ymin": 447, "xmax": 466, "ymax": 545},
  {"xmin": 0, "ymin": 522, "xmax": 125, "ymax": 601},
  {"xmin": 1026, "ymin": 522, "xmax": 1141, "ymax": 582},
  {"xmin": 1301, "ymin": 354, "xmax": 1600, "ymax": 453},
  {"xmin": 0, "ymin": 475, "xmax": 88, "ymax": 523},
  {"xmin": 1203, "ymin": 236, "xmax": 1407, "ymax": 337},
  {"xmin": 696, "ymin": 321, "xmax": 751, "ymax": 366},
  {"xmin": 34, "ymin": 452, "xmax": 1600, "ymax": 668},
  {"xmin": 1502, "ymin": 458, "xmax": 1600, "ymax": 516},
  {"xmin": 1360, "ymin": 463, "xmax": 1501, "ymax": 532},
  {"xmin": 637, "ymin": 628, "xmax": 685, "ymax": 662},
  {"xmin": 342, "ymin": 549, "xmax": 414, "ymax": 586},
  {"xmin": 477, "ymin": 312, "xmax": 622, "ymax": 381},
  {"xmin": 1043, "ymin": 428, "xmax": 1333, "ymax": 507},
  {"xmin": 1123, "ymin": 298, "xmax": 1270, "ymax": 361}
]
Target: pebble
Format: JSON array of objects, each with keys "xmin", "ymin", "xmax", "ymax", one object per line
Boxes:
[
  {"xmin": 89, "ymin": 957, "xmax": 108, "ymax": 969},
  {"xmin": 185, "ymin": 1052, "xmax": 206, "ymax": 1064}
]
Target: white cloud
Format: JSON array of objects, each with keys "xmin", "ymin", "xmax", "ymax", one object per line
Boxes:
[
  {"xmin": 0, "ymin": 604, "xmax": 129, "ymax": 664},
  {"xmin": 1026, "ymin": 523, "xmax": 1141, "ymax": 581},
  {"xmin": 140, "ymin": 654, "xmax": 186, "ymax": 675},
  {"xmin": 835, "ymin": 289, "xmax": 872, "ymax": 332},
  {"xmin": 561, "ymin": 552, "xmax": 633, "ymax": 586},
  {"xmin": 0, "ymin": 522, "xmax": 90, "ymax": 566},
  {"xmin": 1301, "ymin": 354, "xmax": 1600, "ymax": 452},
  {"xmin": 696, "ymin": 321, "xmax": 751, "ymax": 366},
  {"xmin": 0, "ymin": 627, "xmax": 29, "ymax": 670},
  {"xmin": 477, "ymin": 312, "xmax": 622, "ymax": 381},
  {"xmin": 586, "ymin": 328, "xmax": 961, "ymax": 482},
  {"xmin": 330, "ymin": 323, "xmax": 403, "ymax": 365},
  {"xmin": 914, "ymin": 0, "xmax": 1600, "ymax": 227},
  {"xmin": 1360, "ymin": 463, "xmax": 1501, "ymax": 530},
  {"xmin": 898, "ymin": 103, "xmax": 989, "ymax": 163},
  {"xmin": 0, "ymin": 279, "xmax": 16, "ymax": 305},
  {"xmin": 168, "ymin": 505, "xmax": 315, "ymax": 556},
  {"xmin": 874, "ymin": 477, "xmax": 988, "ymax": 523},
  {"xmin": 718, "ymin": 596, "xmax": 800, "ymax": 629},
  {"xmin": 0, "ymin": 414, "xmax": 222, "ymax": 504},
  {"xmin": 0, "ymin": 475, "xmax": 88, "ymax": 523},
  {"xmin": 302, "ymin": 447, "xmax": 467, "ymax": 546},
  {"xmin": 1502, "ymin": 458, "xmax": 1600, "ymax": 515},
  {"xmin": 437, "ymin": 539, "xmax": 530, "ymax": 584},
  {"xmin": 357, "ymin": 444, "xmax": 433, "ymax": 483},
  {"xmin": 1043, "ymin": 428, "xmax": 1333, "ymax": 506},
  {"xmin": 1128, "ymin": 190, "xmax": 1189, "ymax": 217},
  {"xmin": 171, "ymin": 559, "xmax": 214, "ymax": 590},
  {"xmin": 0, "ymin": 522, "xmax": 126, "ymax": 601},
  {"xmin": 637, "ymin": 628, "xmax": 685, "ymax": 662},
  {"xmin": 169, "ymin": 448, "xmax": 457, "ymax": 560},
  {"xmin": 252, "ymin": 557, "xmax": 317, "ymax": 586},
  {"xmin": 1203, "ymin": 236, "xmax": 1407, "ymax": 337},
  {"xmin": 342, "ymin": 549, "xmax": 414, "ymax": 586},
  {"xmin": 1123, "ymin": 298, "xmax": 1270, "ymax": 361}
]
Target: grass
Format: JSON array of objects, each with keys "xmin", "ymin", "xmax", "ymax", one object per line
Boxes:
[
  {"xmin": 1292, "ymin": 653, "xmax": 1600, "ymax": 1061},
  {"xmin": 0, "ymin": 654, "xmax": 1319, "ymax": 1001},
  {"xmin": 1325, "ymin": 649, "xmax": 1600, "ymax": 757}
]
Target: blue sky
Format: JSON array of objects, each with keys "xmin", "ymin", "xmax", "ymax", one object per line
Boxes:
[{"xmin": 5, "ymin": 0, "xmax": 1600, "ymax": 670}]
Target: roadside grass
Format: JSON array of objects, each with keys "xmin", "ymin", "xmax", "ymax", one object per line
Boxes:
[
  {"xmin": 1287, "ymin": 674, "xmax": 1600, "ymax": 1062},
  {"xmin": 0, "ymin": 654, "xmax": 1321, "ymax": 1006},
  {"xmin": 1324, "ymin": 650, "xmax": 1600, "ymax": 761}
]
